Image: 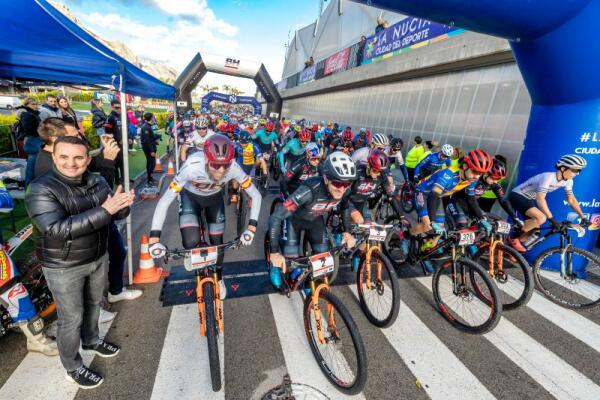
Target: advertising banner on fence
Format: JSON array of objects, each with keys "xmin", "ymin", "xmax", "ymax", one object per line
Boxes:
[
  {"xmin": 324, "ymin": 48, "xmax": 350, "ymax": 76},
  {"xmin": 362, "ymin": 17, "xmax": 464, "ymax": 65},
  {"xmin": 298, "ymin": 65, "xmax": 316, "ymax": 84}
]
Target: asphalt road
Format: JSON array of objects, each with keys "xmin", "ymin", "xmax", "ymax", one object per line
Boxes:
[{"xmin": 1, "ymin": 174, "xmax": 599, "ymax": 400}]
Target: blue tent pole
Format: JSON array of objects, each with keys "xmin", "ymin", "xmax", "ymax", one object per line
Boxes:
[{"xmin": 119, "ymin": 79, "xmax": 134, "ymax": 285}]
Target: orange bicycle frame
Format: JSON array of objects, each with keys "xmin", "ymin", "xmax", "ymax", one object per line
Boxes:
[
  {"xmin": 310, "ymin": 277, "xmax": 337, "ymax": 345},
  {"xmin": 196, "ymin": 272, "xmax": 224, "ymax": 337},
  {"xmin": 487, "ymin": 237, "xmax": 504, "ymax": 278}
]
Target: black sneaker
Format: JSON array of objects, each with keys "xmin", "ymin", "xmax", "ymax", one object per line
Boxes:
[
  {"xmin": 82, "ymin": 339, "xmax": 120, "ymax": 358},
  {"xmin": 65, "ymin": 366, "xmax": 104, "ymax": 389}
]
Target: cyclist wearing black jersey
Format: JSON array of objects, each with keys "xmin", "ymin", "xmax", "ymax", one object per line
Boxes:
[
  {"xmin": 268, "ymin": 152, "xmax": 357, "ymax": 289},
  {"xmin": 345, "ymin": 150, "xmax": 399, "ymax": 224},
  {"xmin": 447, "ymin": 158, "xmax": 522, "ymax": 233},
  {"xmin": 281, "ymin": 143, "xmax": 321, "ymax": 196}
]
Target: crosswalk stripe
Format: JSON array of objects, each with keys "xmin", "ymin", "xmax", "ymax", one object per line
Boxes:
[
  {"xmin": 268, "ymin": 293, "xmax": 366, "ymax": 399},
  {"xmin": 537, "ymin": 269, "xmax": 600, "ymax": 301},
  {"xmin": 500, "ymin": 278, "xmax": 600, "ymax": 354},
  {"xmin": 416, "ymin": 276, "xmax": 600, "ymax": 400},
  {"xmin": 150, "ymin": 304, "xmax": 224, "ymax": 400},
  {"xmin": 348, "ymin": 285, "xmax": 496, "ymax": 400},
  {"xmin": 0, "ymin": 315, "xmax": 116, "ymax": 400}
]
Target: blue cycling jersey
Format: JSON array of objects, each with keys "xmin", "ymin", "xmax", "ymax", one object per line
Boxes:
[
  {"xmin": 414, "ymin": 152, "xmax": 451, "ymax": 178},
  {"xmin": 415, "ymin": 166, "xmax": 476, "ymax": 197}
]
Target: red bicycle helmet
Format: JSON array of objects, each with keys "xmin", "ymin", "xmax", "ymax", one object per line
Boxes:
[
  {"xmin": 299, "ymin": 128, "xmax": 312, "ymax": 142},
  {"xmin": 489, "ymin": 158, "xmax": 508, "ymax": 179},
  {"xmin": 204, "ymin": 134, "xmax": 234, "ymax": 165},
  {"xmin": 265, "ymin": 121, "xmax": 275, "ymax": 131},
  {"xmin": 342, "ymin": 129, "xmax": 353, "ymax": 141},
  {"xmin": 311, "ymin": 123, "xmax": 318, "ymax": 132},
  {"xmin": 464, "ymin": 149, "xmax": 493, "ymax": 174},
  {"xmin": 367, "ymin": 149, "xmax": 389, "ymax": 172}
]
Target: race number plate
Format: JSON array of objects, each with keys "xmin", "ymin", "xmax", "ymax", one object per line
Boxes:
[
  {"xmin": 310, "ymin": 252, "xmax": 335, "ymax": 278},
  {"xmin": 369, "ymin": 224, "xmax": 387, "ymax": 242},
  {"xmin": 496, "ymin": 221, "xmax": 511, "ymax": 234},
  {"xmin": 190, "ymin": 246, "xmax": 218, "ymax": 270},
  {"xmin": 457, "ymin": 230, "xmax": 476, "ymax": 246}
]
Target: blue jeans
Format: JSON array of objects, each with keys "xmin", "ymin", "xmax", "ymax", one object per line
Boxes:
[
  {"xmin": 43, "ymin": 254, "xmax": 108, "ymax": 372},
  {"xmin": 24, "ymin": 136, "xmax": 42, "ymax": 185}
]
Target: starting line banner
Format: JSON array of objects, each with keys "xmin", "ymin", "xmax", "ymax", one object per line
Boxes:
[
  {"xmin": 201, "ymin": 91, "xmax": 261, "ymax": 115},
  {"xmin": 362, "ymin": 17, "xmax": 465, "ymax": 65}
]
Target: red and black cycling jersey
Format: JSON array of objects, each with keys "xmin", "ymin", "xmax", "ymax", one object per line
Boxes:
[
  {"xmin": 269, "ymin": 176, "xmax": 351, "ymax": 253},
  {"xmin": 329, "ymin": 138, "xmax": 354, "ymax": 154},
  {"xmin": 449, "ymin": 177, "xmax": 517, "ymax": 220},
  {"xmin": 347, "ymin": 165, "xmax": 388, "ymax": 205},
  {"xmin": 282, "ymin": 156, "xmax": 321, "ymax": 195}
]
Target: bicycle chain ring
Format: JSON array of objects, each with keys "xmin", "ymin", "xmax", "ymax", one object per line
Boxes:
[{"xmin": 261, "ymin": 373, "xmax": 330, "ymax": 400}]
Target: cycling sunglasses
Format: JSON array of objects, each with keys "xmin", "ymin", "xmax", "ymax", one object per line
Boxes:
[
  {"xmin": 329, "ymin": 180, "xmax": 352, "ymax": 189},
  {"xmin": 198, "ymin": 126, "xmax": 208, "ymax": 130},
  {"xmin": 208, "ymin": 161, "xmax": 232, "ymax": 170},
  {"xmin": 570, "ymin": 168, "xmax": 581, "ymax": 175}
]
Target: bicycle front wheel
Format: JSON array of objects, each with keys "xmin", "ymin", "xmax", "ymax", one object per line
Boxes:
[
  {"xmin": 303, "ymin": 289, "xmax": 367, "ymax": 395},
  {"xmin": 533, "ymin": 246, "xmax": 600, "ymax": 309},
  {"xmin": 202, "ymin": 281, "xmax": 221, "ymax": 391},
  {"xmin": 473, "ymin": 242, "xmax": 533, "ymax": 310},
  {"xmin": 433, "ymin": 257, "xmax": 502, "ymax": 334},
  {"xmin": 357, "ymin": 249, "xmax": 400, "ymax": 327}
]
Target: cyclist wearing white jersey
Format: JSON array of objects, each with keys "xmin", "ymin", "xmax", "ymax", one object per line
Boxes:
[
  {"xmin": 180, "ymin": 116, "xmax": 214, "ymax": 161},
  {"xmin": 149, "ymin": 134, "xmax": 260, "ymax": 259},
  {"xmin": 352, "ymin": 132, "xmax": 390, "ymax": 165},
  {"xmin": 508, "ymin": 154, "xmax": 589, "ymax": 251}
]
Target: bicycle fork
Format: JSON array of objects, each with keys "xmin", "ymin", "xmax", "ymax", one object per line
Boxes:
[
  {"xmin": 196, "ymin": 272, "xmax": 224, "ymax": 337},
  {"xmin": 310, "ymin": 279, "xmax": 337, "ymax": 345},
  {"xmin": 487, "ymin": 238, "xmax": 504, "ymax": 279},
  {"xmin": 363, "ymin": 244, "xmax": 383, "ymax": 291}
]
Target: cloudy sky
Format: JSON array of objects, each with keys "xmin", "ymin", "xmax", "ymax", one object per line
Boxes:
[{"xmin": 60, "ymin": 0, "xmax": 318, "ymax": 94}]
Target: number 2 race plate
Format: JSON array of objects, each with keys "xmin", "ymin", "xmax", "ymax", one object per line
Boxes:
[
  {"xmin": 369, "ymin": 224, "xmax": 387, "ymax": 242},
  {"xmin": 310, "ymin": 252, "xmax": 335, "ymax": 278}
]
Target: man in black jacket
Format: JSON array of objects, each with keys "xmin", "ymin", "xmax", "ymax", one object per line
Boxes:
[
  {"xmin": 25, "ymin": 136, "xmax": 134, "ymax": 389},
  {"xmin": 104, "ymin": 99, "xmax": 125, "ymax": 185}
]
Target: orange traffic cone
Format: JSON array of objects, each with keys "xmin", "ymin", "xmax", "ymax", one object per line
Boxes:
[
  {"xmin": 133, "ymin": 234, "xmax": 167, "ymax": 284},
  {"xmin": 154, "ymin": 156, "xmax": 164, "ymax": 173},
  {"xmin": 166, "ymin": 158, "xmax": 175, "ymax": 176}
]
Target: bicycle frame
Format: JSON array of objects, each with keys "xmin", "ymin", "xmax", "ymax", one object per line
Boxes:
[{"xmin": 527, "ymin": 225, "xmax": 577, "ymax": 277}]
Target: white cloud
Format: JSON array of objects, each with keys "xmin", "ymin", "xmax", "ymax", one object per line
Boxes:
[
  {"xmin": 149, "ymin": 0, "xmax": 238, "ymax": 36},
  {"xmin": 75, "ymin": 4, "xmax": 285, "ymax": 95}
]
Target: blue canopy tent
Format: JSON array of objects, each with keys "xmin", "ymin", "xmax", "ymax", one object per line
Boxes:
[
  {"xmin": 0, "ymin": 0, "xmax": 176, "ymax": 99},
  {"xmin": 0, "ymin": 0, "xmax": 177, "ymax": 282}
]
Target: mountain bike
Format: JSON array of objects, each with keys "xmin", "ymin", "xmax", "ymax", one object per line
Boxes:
[
  {"xmin": 388, "ymin": 224, "xmax": 503, "ymax": 334},
  {"xmin": 348, "ymin": 223, "xmax": 401, "ymax": 327},
  {"xmin": 264, "ymin": 237, "xmax": 368, "ymax": 394},
  {"xmin": 526, "ymin": 222, "xmax": 600, "ymax": 309},
  {"xmin": 471, "ymin": 218, "xmax": 533, "ymax": 310},
  {"xmin": 151, "ymin": 239, "xmax": 240, "ymax": 392}
]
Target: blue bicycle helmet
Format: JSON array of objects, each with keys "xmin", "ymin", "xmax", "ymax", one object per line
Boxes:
[{"xmin": 305, "ymin": 142, "xmax": 320, "ymax": 159}]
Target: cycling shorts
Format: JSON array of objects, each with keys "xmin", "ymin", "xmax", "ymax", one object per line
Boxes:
[
  {"xmin": 509, "ymin": 192, "xmax": 537, "ymax": 217},
  {"xmin": 179, "ymin": 190, "xmax": 225, "ymax": 248},
  {"xmin": 282, "ymin": 215, "xmax": 329, "ymax": 258},
  {"xmin": 240, "ymin": 164, "xmax": 255, "ymax": 177},
  {"xmin": 415, "ymin": 190, "xmax": 445, "ymax": 224}
]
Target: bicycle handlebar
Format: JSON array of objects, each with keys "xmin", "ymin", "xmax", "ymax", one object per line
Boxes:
[{"xmin": 150, "ymin": 239, "xmax": 240, "ymax": 259}]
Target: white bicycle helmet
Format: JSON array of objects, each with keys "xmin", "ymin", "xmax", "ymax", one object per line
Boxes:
[
  {"xmin": 556, "ymin": 154, "xmax": 587, "ymax": 170},
  {"xmin": 441, "ymin": 143, "xmax": 454, "ymax": 157},
  {"xmin": 372, "ymin": 133, "xmax": 389, "ymax": 148},
  {"xmin": 195, "ymin": 116, "xmax": 209, "ymax": 128},
  {"xmin": 323, "ymin": 151, "xmax": 356, "ymax": 181}
]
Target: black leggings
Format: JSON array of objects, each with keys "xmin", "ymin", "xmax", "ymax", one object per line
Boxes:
[{"xmin": 143, "ymin": 148, "xmax": 155, "ymax": 182}]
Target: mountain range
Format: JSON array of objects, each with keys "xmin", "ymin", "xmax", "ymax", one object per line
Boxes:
[{"xmin": 50, "ymin": 1, "xmax": 178, "ymax": 84}]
